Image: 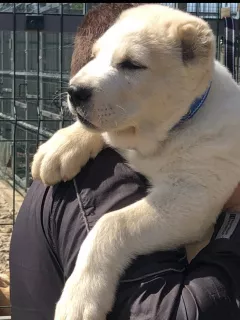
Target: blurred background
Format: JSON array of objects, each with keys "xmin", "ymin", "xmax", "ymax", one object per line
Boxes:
[{"xmin": 0, "ymin": 3, "xmax": 239, "ymax": 316}]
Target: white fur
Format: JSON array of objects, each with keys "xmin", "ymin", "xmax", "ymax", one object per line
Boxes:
[{"xmin": 31, "ymin": 5, "xmax": 240, "ymax": 320}]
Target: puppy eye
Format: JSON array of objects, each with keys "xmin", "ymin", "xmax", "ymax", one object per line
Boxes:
[{"xmin": 118, "ymin": 59, "xmax": 146, "ymax": 70}]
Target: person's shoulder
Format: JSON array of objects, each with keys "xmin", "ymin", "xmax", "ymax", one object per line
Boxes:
[
  {"xmin": 73, "ymin": 147, "xmax": 148, "ymax": 190},
  {"xmin": 30, "ymin": 147, "xmax": 147, "ymax": 213},
  {"xmin": 49, "ymin": 148, "xmax": 126, "ymax": 207},
  {"xmin": 70, "ymin": 147, "xmax": 148, "ymax": 227}
]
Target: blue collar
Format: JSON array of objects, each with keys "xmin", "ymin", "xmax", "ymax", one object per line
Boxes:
[{"xmin": 171, "ymin": 82, "xmax": 211, "ymax": 131}]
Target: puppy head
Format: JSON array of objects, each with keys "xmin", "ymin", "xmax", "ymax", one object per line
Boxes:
[{"xmin": 69, "ymin": 4, "xmax": 215, "ymax": 133}]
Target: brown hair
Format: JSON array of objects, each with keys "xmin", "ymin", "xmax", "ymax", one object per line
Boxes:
[{"xmin": 70, "ymin": 3, "xmax": 143, "ymax": 77}]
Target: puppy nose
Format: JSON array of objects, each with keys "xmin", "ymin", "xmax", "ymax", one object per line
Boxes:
[{"xmin": 67, "ymin": 85, "xmax": 92, "ymax": 107}]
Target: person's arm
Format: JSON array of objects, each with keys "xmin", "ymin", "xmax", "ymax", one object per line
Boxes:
[{"xmin": 10, "ymin": 180, "xmax": 64, "ymax": 320}]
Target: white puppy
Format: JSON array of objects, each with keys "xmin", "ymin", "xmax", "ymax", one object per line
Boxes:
[{"xmin": 32, "ymin": 4, "xmax": 240, "ymax": 320}]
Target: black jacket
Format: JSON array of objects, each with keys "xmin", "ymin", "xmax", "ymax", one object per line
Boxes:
[{"xmin": 10, "ymin": 148, "xmax": 240, "ymax": 319}]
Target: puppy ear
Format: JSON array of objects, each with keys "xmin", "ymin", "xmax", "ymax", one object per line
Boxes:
[{"xmin": 178, "ymin": 21, "xmax": 215, "ymax": 63}]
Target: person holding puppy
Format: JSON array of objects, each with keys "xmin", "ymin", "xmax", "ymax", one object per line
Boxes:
[{"xmin": 10, "ymin": 3, "xmax": 240, "ymax": 320}]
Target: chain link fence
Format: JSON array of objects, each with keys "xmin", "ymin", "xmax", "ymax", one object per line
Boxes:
[{"xmin": 0, "ymin": 2, "xmax": 239, "ymax": 318}]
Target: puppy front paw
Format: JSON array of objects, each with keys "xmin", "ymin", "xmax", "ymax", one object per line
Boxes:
[
  {"xmin": 31, "ymin": 122, "xmax": 104, "ymax": 185},
  {"xmin": 54, "ymin": 214, "xmax": 121, "ymax": 320},
  {"xmin": 54, "ymin": 271, "xmax": 111, "ymax": 320}
]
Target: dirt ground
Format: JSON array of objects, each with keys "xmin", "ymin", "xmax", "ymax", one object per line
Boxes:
[
  {"xmin": 0, "ymin": 180, "xmax": 23, "ymax": 274},
  {"xmin": 0, "ymin": 196, "xmax": 13, "ymax": 274}
]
